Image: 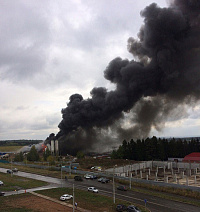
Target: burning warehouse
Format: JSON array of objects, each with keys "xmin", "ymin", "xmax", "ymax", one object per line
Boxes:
[{"xmin": 46, "ymin": 140, "xmax": 59, "ymax": 155}]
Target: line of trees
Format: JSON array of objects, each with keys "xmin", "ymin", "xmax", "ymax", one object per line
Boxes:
[
  {"xmin": 111, "ymin": 136, "xmax": 200, "ymax": 161},
  {"xmin": 0, "ymin": 140, "xmax": 42, "ymax": 146}
]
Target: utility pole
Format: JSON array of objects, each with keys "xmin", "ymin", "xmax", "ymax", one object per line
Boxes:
[
  {"xmin": 26, "ymin": 155, "xmax": 27, "ymax": 166},
  {"xmin": 48, "ymin": 162, "xmax": 49, "ymax": 176},
  {"xmin": 113, "ymin": 169, "xmax": 115, "ymax": 204},
  {"xmin": 11, "ymin": 158, "xmax": 13, "ymax": 177},
  {"xmin": 73, "ymin": 184, "xmax": 75, "ymax": 212},
  {"xmin": 61, "ymin": 161, "xmax": 62, "ymax": 187},
  {"xmin": 70, "ymin": 161, "xmax": 72, "ymax": 176}
]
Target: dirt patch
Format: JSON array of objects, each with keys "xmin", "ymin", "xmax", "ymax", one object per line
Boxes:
[{"xmin": 6, "ymin": 195, "xmax": 73, "ymax": 212}]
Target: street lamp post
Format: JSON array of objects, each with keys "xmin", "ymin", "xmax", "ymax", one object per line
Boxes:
[
  {"xmin": 73, "ymin": 184, "xmax": 75, "ymax": 212},
  {"xmin": 129, "ymin": 164, "xmax": 132, "ymax": 189},
  {"xmin": 113, "ymin": 168, "xmax": 115, "ymax": 204},
  {"xmin": 70, "ymin": 161, "xmax": 72, "ymax": 176},
  {"xmin": 61, "ymin": 161, "xmax": 63, "ymax": 187},
  {"xmin": 11, "ymin": 158, "xmax": 13, "ymax": 177}
]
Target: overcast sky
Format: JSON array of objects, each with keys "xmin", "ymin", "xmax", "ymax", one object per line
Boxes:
[{"xmin": 0, "ymin": 0, "xmax": 199, "ymax": 141}]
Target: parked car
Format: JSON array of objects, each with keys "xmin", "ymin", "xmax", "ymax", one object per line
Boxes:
[
  {"xmin": 101, "ymin": 178, "xmax": 110, "ymax": 183},
  {"xmin": 117, "ymin": 185, "xmax": 127, "ymax": 191},
  {"xmin": 0, "ymin": 181, "xmax": 3, "ymax": 186},
  {"xmin": 116, "ymin": 204, "xmax": 127, "ymax": 211},
  {"xmin": 127, "ymin": 205, "xmax": 141, "ymax": 212},
  {"xmin": 7, "ymin": 169, "xmax": 13, "ymax": 174},
  {"xmin": 74, "ymin": 176, "xmax": 83, "ymax": 181},
  {"xmin": 90, "ymin": 175, "xmax": 97, "ymax": 180},
  {"xmin": 12, "ymin": 168, "xmax": 18, "ymax": 172},
  {"xmin": 60, "ymin": 194, "xmax": 73, "ymax": 201},
  {"xmin": 0, "ymin": 191, "xmax": 5, "ymax": 196},
  {"xmin": 85, "ymin": 174, "xmax": 92, "ymax": 179},
  {"xmin": 88, "ymin": 187, "xmax": 99, "ymax": 193},
  {"xmin": 98, "ymin": 177, "xmax": 104, "ymax": 182}
]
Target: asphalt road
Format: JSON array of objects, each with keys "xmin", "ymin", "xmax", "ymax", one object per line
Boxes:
[
  {"xmin": 0, "ymin": 167, "xmax": 199, "ymax": 212},
  {"xmin": 67, "ymin": 179, "xmax": 200, "ymax": 212}
]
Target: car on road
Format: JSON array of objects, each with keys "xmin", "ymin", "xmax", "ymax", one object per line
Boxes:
[
  {"xmin": 127, "ymin": 205, "xmax": 141, "ymax": 212},
  {"xmin": 98, "ymin": 177, "xmax": 104, "ymax": 182},
  {"xmin": 90, "ymin": 175, "xmax": 97, "ymax": 180},
  {"xmin": 74, "ymin": 176, "xmax": 83, "ymax": 181},
  {"xmin": 12, "ymin": 168, "xmax": 18, "ymax": 172},
  {"xmin": 60, "ymin": 194, "xmax": 73, "ymax": 201},
  {"xmin": 101, "ymin": 178, "xmax": 110, "ymax": 183},
  {"xmin": 116, "ymin": 204, "xmax": 127, "ymax": 211},
  {"xmin": 0, "ymin": 181, "xmax": 3, "ymax": 186},
  {"xmin": 0, "ymin": 191, "xmax": 5, "ymax": 196},
  {"xmin": 117, "ymin": 185, "xmax": 127, "ymax": 191},
  {"xmin": 85, "ymin": 174, "xmax": 92, "ymax": 179},
  {"xmin": 7, "ymin": 169, "xmax": 13, "ymax": 174},
  {"xmin": 88, "ymin": 187, "xmax": 99, "ymax": 193}
]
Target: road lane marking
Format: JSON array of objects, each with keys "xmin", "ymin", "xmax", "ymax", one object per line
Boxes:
[{"xmin": 73, "ymin": 184, "xmax": 188, "ymax": 211}]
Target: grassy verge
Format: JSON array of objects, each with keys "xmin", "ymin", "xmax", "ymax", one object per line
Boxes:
[
  {"xmin": 0, "ymin": 193, "xmax": 38, "ymax": 212},
  {"xmin": 0, "ymin": 172, "xmax": 48, "ymax": 191},
  {"xmin": 116, "ymin": 178, "xmax": 200, "ymax": 207},
  {"xmin": 36, "ymin": 187, "xmax": 148, "ymax": 212},
  {"xmin": 0, "ymin": 162, "xmax": 79, "ymax": 180},
  {"xmin": 0, "ymin": 162, "xmax": 62, "ymax": 178},
  {"xmin": 0, "ymin": 146, "xmax": 24, "ymax": 152}
]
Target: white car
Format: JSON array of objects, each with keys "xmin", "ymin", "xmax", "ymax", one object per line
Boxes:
[
  {"xmin": 88, "ymin": 187, "xmax": 98, "ymax": 193},
  {"xmin": 60, "ymin": 194, "xmax": 73, "ymax": 201},
  {"xmin": 85, "ymin": 174, "xmax": 92, "ymax": 179},
  {"xmin": 0, "ymin": 181, "xmax": 3, "ymax": 186}
]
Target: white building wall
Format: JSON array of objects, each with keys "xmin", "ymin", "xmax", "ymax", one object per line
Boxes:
[
  {"xmin": 55, "ymin": 140, "xmax": 59, "ymax": 155},
  {"xmin": 51, "ymin": 140, "xmax": 55, "ymax": 155}
]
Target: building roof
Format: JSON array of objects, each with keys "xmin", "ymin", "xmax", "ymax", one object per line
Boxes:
[{"xmin": 183, "ymin": 152, "xmax": 200, "ymax": 162}]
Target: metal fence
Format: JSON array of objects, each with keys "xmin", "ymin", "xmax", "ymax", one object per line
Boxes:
[{"xmin": 12, "ymin": 161, "xmax": 200, "ymax": 192}]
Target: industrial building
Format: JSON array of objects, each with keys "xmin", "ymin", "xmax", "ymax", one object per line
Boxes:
[
  {"xmin": 183, "ymin": 152, "xmax": 200, "ymax": 163},
  {"xmin": 47, "ymin": 140, "xmax": 59, "ymax": 155}
]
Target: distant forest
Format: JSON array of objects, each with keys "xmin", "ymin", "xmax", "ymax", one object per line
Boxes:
[
  {"xmin": 111, "ymin": 136, "xmax": 200, "ymax": 161},
  {"xmin": 0, "ymin": 140, "xmax": 42, "ymax": 146}
]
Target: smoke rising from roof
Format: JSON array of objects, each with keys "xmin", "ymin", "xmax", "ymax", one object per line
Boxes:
[
  {"xmin": 17, "ymin": 141, "xmax": 44, "ymax": 153},
  {"xmin": 56, "ymin": 0, "xmax": 200, "ymax": 154}
]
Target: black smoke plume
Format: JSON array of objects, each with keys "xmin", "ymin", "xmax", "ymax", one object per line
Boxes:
[{"xmin": 56, "ymin": 0, "xmax": 200, "ymax": 154}]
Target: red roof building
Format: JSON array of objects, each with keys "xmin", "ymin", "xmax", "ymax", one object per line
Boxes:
[{"xmin": 183, "ymin": 152, "xmax": 200, "ymax": 162}]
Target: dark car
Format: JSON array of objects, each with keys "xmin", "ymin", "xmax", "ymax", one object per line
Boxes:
[
  {"xmin": 116, "ymin": 204, "xmax": 127, "ymax": 211},
  {"xmin": 7, "ymin": 169, "xmax": 13, "ymax": 174},
  {"xmin": 127, "ymin": 205, "xmax": 141, "ymax": 212},
  {"xmin": 74, "ymin": 176, "xmax": 83, "ymax": 181},
  {"xmin": 0, "ymin": 191, "xmax": 5, "ymax": 196},
  {"xmin": 90, "ymin": 175, "xmax": 97, "ymax": 180},
  {"xmin": 117, "ymin": 186, "xmax": 127, "ymax": 191},
  {"xmin": 12, "ymin": 168, "xmax": 18, "ymax": 172},
  {"xmin": 101, "ymin": 178, "xmax": 110, "ymax": 183},
  {"xmin": 98, "ymin": 177, "xmax": 104, "ymax": 182}
]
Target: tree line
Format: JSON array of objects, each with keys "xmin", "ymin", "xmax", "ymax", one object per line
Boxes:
[
  {"xmin": 0, "ymin": 140, "xmax": 42, "ymax": 146},
  {"xmin": 14, "ymin": 146, "xmax": 57, "ymax": 165},
  {"xmin": 111, "ymin": 136, "xmax": 200, "ymax": 161}
]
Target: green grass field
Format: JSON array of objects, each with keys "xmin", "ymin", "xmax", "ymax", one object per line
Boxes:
[
  {"xmin": 0, "ymin": 193, "xmax": 36, "ymax": 212},
  {"xmin": 36, "ymin": 187, "xmax": 148, "ymax": 212},
  {"xmin": 0, "ymin": 172, "xmax": 48, "ymax": 191},
  {"xmin": 0, "ymin": 146, "xmax": 24, "ymax": 152}
]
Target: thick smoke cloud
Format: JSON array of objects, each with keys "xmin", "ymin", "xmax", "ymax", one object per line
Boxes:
[{"xmin": 57, "ymin": 0, "xmax": 200, "ymax": 153}]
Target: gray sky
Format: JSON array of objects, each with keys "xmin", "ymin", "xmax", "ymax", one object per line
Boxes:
[{"xmin": 0, "ymin": 0, "xmax": 199, "ymax": 140}]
